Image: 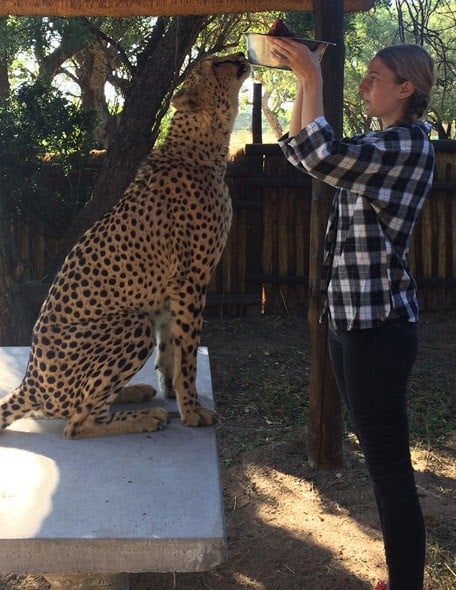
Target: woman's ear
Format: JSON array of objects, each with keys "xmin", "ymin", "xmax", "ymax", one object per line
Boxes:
[{"xmin": 399, "ymin": 80, "xmax": 415, "ymax": 100}]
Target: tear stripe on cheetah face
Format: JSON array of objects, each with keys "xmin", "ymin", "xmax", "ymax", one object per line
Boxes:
[{"xmin": 0, "ymin": 53, "xmax": 250, "ymax": 439}]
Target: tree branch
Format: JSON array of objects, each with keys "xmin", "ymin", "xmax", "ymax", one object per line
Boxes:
[{"xmin": 83, "ymin": 18, "xmax": 136, "ymax": 76}]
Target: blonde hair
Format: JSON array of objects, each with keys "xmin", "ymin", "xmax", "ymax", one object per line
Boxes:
[{"xmin": 375, "ymin": 44, "xmax": 435, "ymax": 124}]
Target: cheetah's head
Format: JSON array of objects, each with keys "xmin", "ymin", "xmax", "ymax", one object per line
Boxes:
[{"xmin": 171, "ymin": 53, "xmax": 250, "ymax": 118}]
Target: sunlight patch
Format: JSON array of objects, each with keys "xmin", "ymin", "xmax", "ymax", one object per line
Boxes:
[
  {"xmin": 0, "ymin": 448, "xmax": 59, "ymax": 538},
  {"xmin": 242, "ymin": 463, "xmax": 385, "ymax": 574},
  {"xmin": 233, "ymin": 572, "xmax": 265, "ymax": 589}
]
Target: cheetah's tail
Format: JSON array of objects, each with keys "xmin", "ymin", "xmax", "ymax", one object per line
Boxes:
[{"xmin": 0, "ymin": 386, "xmax": 34, "ymax": 431}]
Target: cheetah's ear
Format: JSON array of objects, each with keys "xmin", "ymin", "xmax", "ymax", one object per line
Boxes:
[
  {"xmin": 171, "ymin": 60, "xmax": 212, "ymax": 112},
  {"xmin": 171, "ymin": 87, "xmax": 203, "ymax": 112}
]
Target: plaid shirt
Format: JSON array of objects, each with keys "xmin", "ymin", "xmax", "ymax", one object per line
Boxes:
[{"xmin": 279, "ymin": 116, "xmax": 435, "ymax": 330}]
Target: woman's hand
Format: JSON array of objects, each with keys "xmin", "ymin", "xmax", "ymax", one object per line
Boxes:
[
  {"xmin": 268, "ymin": 38, "xmax": 324, "ymax": 130},
  {"xmin": 268, "ymin": 38, "xmax": 322, "ymax": 84}
]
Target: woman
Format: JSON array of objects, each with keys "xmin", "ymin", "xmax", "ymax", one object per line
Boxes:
[{"xmin": 267, "ymin": 38, "xmax": 435, "ymax": 590}]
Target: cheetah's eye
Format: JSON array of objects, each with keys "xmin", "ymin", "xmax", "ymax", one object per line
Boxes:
[{"xmin": 212, "ymin": 59, "xmax": 249, "ymax": 78}]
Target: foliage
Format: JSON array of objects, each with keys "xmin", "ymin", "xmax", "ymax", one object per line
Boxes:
[
  {"xmin": 0, "ymin": 82, "xmax": 96, "ymax": 238},
  {"xmin": 343, "ymin": 4, "xmax": 399, "ymax": 135},
  {"xmin": 0, "ymin": 14, "xmax": 250, "ymax": 237},
  {"xmin": 1, "ymin": 7, "xmax": 456, "ymax": 142},
  {"xmin": 343, "ymin": 1, "xmax": 456, "ymax": 137},
  {"xmin": 0, "ymin": 5, "xmax": 455, "ymax": 244},
  {"xmin": 244, "ymin": 11, "xmax": 315, "ymax": 138},
  {"xmin": 237, "ymin": 3, "xmax": 456, "ymax": 139}
]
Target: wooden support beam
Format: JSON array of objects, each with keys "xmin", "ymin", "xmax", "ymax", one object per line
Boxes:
[
  {"xmin": 0, "ymin": 1, "xmax": 374, "ymax": 17},
  {"xmin": 307, "ymin": 0, "xmax": 345, "ymax": 469},
  {"xmin": 243, "ymin": 137, "xmax": 264, "ymax": 315}
]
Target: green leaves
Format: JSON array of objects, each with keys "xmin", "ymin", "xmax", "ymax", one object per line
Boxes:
[{"xmin": 0, "ymin": 82, "xmax": 96, "ymax": 237}]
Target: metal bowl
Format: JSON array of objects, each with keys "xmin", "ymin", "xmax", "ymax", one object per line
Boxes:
[{"xmin": 245, "ymin": 32, "xmax": 335, "ymax": 70}]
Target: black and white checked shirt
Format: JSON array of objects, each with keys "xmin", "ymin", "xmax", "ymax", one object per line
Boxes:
[{"xmin": 279, "ymin": 116, "xmax": 435, "ymax": 330}]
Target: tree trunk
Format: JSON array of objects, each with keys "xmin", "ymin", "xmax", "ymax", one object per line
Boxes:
[
  {"xmin": 435, "ymin": 120, "xmax": 449, "ymax": 140},
  {"xmin": 49, "ymin": 15, "xmax": 207, "ymax": 275},
  {"xmin": 261, "ymin": 90, "xmax": 283, "ymax": 139},
  {"xmin": 0, "ymin": 51, "xmax": 9, "ymax": 103},
  {"xmin": 0, "ymin": 18, "xmax": 10, "ymax": 103},
  {"xmin": 77, "ymin": 40, "xmax": 117, "ymax": 148},
  {"xmin": 37, "ymin": 21, "xmax": 92, "ymax": 84}
]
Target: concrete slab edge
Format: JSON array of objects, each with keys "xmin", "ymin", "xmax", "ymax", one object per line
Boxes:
[{"xmin": 0, "ymin": 537, "xmax": 227, "ymax": 574}]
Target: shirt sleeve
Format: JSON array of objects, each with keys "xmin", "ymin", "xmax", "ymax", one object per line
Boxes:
[{"xmin": 278, "ymin": 116, "xmax": 434, "ymax": 206}]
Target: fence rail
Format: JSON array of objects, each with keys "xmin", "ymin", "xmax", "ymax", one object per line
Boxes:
[
  {"xmin": 209, "ymin": 142, "xmax": 456, "ymax": 314},
  {"xmin": 13, "ymin": 141, "xmax": 456, "ymax": 315}
]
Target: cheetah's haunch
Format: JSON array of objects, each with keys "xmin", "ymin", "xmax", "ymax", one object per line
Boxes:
[{"xmin": 1, "ymin": 53, "xmax": 250, "ymax": 439}]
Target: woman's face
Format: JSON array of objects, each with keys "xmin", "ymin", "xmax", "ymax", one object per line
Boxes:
[{"xmin": 358, "ymin": 56, "xmax": 414, "ymax": 127}]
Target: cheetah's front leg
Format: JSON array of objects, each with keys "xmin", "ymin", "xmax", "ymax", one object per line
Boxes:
[
  {"xmin": 155, "ymin": 313, "xmax": 176, "ymax": 399},
  {"xmin": 170, "ymin": 296, "xmax": 216, "ymax": 427}
]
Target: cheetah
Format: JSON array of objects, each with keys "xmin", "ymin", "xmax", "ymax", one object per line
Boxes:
[{"xmin": 0, "ymin": 53, "xmax": 250, "ymax": 439}]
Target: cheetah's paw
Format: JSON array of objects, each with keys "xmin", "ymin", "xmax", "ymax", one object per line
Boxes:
[
  {"xmin": 182, "ymin": 407, "xmax": 217, "ymax": 427},
  {"xmin": 115, "ymin": 383, "xmax": 157, "ymax": 403},
  {"xmin": 150, "ymin": 407, "xmax": 170, "ymax": 429}
]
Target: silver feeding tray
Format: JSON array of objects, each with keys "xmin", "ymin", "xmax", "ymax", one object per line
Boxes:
[{"xmin": 245, "ymin": 32, "xmax": 336, "ymax": 70}]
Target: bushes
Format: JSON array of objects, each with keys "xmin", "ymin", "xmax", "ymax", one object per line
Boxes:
[{"xmin": 0, "ymin": 82, "xmax": 97, "ymax": 239}]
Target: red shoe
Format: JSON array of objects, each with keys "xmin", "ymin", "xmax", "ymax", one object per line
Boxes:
[{"xmin": 374, "ymin": 583, "xmax": 387, "ymax": 590}]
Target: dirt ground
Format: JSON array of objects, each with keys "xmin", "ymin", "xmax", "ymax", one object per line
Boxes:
[{"xmin": 1, "ymin": 312, "xmax": 455, "ymax": 590}]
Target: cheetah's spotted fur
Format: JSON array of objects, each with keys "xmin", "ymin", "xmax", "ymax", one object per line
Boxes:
[{"xmin": 0, "ymin": 53, "xmax": 250, "ymax": 439}]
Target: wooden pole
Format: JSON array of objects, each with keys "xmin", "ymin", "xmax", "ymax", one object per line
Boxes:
[
  {"xmin": 307, "ymin": 0, "xmax": 344, "ymax": 469},
  {"xmin": 243, "ymin": 144, "xmax": 264, "ymax": 314},
  {"xmin": 252, "ymin": 83, "xmax": 263, "ymax": 144}
]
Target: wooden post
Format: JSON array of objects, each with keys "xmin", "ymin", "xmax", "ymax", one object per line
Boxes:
[
  {"xmin": 307, "ymin": 0, "xmax": 345, "ymax": 468},
  {"xmin": 243, "ymin": 145, "xmax": 264, "ymax": 315},
  {"xmin": 239, "ymin": 83, "xmax": 265, "ymax": 314},
  {"xmin": 252, "ymin": 82, "xmax": 263, "ymax": 144}
]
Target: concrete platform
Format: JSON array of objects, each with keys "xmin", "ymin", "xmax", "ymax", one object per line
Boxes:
[{"xmin": 0, "ymin": 347, "xmax": 225, "ymax": 575}]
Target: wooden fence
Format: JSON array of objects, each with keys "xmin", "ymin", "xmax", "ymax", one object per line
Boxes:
[
  {"xmin": 209, "ymin": 140, "xmax": 456, "ymax": 314},
  {"xmin": 13, "ymin": 141, "xmax": 456, "ymax": 316}
]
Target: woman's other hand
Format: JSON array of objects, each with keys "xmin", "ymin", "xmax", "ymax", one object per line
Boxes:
[
  {"xmin": 268, "ymin": 38, "xmax": 324, "ymax": 129},
  {"xmin": 268, "ymin": 38, "xmax": 322, "ymax": 84}
]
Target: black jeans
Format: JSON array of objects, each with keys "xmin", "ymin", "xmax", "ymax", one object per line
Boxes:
[{"xmin": 328, "ymin": 320, "xmax": 425, "ymax": 590}]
